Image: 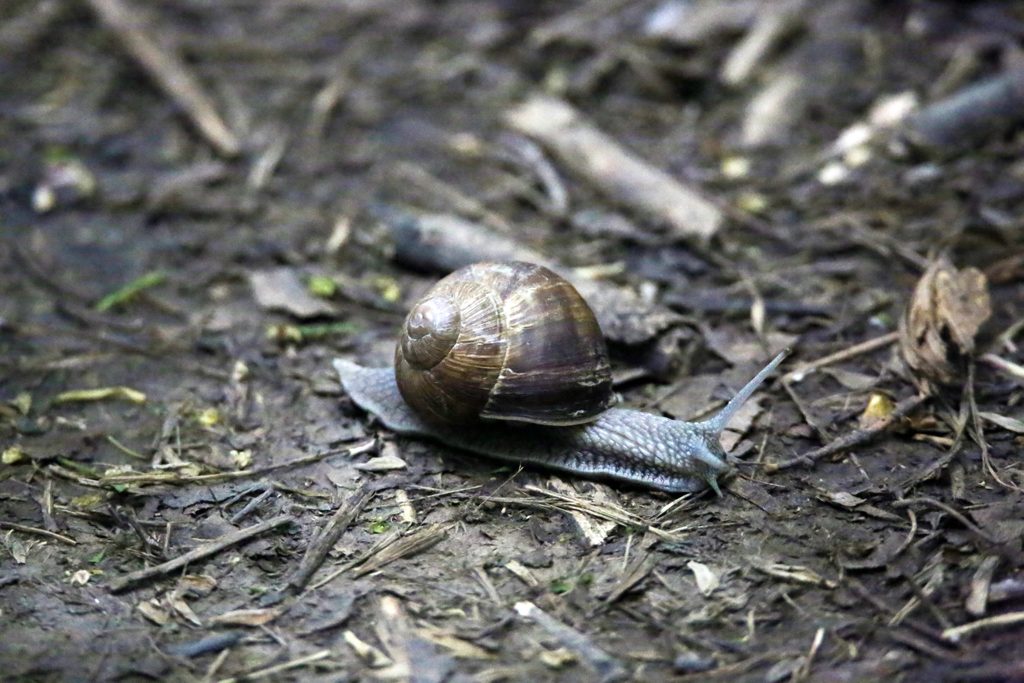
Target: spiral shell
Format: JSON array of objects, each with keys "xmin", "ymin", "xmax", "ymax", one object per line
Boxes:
[{"xmin": 394, "ymin": 262, "xmax": 615, "ymax": 426}]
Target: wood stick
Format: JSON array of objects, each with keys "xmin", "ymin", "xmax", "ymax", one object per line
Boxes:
[
  {"xmin": 942, "ymin": 611, "xmax": 1024, "ymax": 642},
  {"xmin": 84, "ymin": 0, "xmax": 240, "ymax": 157},
  {"xmin": 0, "ymin": 521, "xmax": 77, "ymax": 545},
  {"xmin": 505, "ymin": 96, "xmax": 722, "ymax": 242},
  {"xmin": 783, "ymin": 331, "xmax": 899, "ymax": 382},
  {"xmin": 765, "ymin": 394, "xmax": 928, "ymax": 472},
  {"xmin": 285, "ymin": 484, "xmax": 373, "ymax": 593},
  {"xmin": 108, "ymin": 514, "xmax": 293, "ymax": 593},
  {"xmin": 514, "ymin": 601, "xmax": 629, "ymax": 683}
]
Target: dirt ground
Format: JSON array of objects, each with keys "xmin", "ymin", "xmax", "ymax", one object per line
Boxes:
[{"xmin": 2, "ymin": 1, "xmax": 1024, "ymax": 681}]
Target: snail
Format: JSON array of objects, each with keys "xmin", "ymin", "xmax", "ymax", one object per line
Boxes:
[{"xmin": 335, "ymin": 261, "xmax": 787, "ymax": 494}]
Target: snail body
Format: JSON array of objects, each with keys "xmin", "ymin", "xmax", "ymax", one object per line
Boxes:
[{"xmin": 336, "ymin": 261, "xmax": 787, "ymax": 493}]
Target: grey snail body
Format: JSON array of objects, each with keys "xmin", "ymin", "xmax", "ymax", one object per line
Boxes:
[{"xmin": 335, "ymin": 262, "xmax": 787, "ymax": 493}]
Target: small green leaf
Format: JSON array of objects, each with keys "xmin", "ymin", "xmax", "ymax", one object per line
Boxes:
[
  {"xmin": 368, "ymin": 520, "xmax": 390, "ymax": 534},
  {"xmin": 307, "ymin": 275, "xmax": 337, "ymax": 298}
]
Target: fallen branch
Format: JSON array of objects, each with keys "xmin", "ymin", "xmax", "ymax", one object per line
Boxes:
[
  {"xmin": 764, "ymin": 394, "xmax": 928, "ymax": 472},
  {"xmin": 109, "ymin": 514, "xmax": 294, "ymax": 593}
]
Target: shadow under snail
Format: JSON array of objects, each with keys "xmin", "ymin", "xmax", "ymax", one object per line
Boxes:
[{"xmin": 335, "ymin": 261, "xmax": 787, "ymax": 494}]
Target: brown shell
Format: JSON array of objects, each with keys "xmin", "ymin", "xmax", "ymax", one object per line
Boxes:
[{"xmin": 394, "ymin": 262, "xmax": 614, "ymax": 426}]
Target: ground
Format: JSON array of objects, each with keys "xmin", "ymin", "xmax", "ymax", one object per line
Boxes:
[{"xmin": 2, "ymin": 1, "xmax": 1024, "ymax": 681}]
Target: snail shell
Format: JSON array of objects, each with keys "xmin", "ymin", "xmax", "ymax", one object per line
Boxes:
[{"xmin": 394, "ymin": 261, "xmax": 615, "ymax": 426}]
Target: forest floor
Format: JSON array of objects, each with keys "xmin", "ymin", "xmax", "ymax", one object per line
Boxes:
[{"xmin": 2, "ymin": 1, "xmax": 1024, "ymax": 681}]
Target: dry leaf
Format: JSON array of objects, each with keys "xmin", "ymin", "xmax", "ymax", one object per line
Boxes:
[
  {"xmin": 177, "ymin": 574, "xmax": 217, "ymax": 596},
  {"xmin": 249, "ymin": 268, "xmax": 336, "ymax": 319},
  {"xmin": 686, "ymin": 560, "xmax": 720, "ymax": 596},
  {"xmin": 137, "ymin": 599, "xmax": 170, "ymax": 625},
  {"xmin": 979, "ymin": 412, "xmax": 1024, "ymax": 434},
  {"xmin": 353, "ymin": 454, "xmax": 408, "ymax": 471},
  {"xmin": 169, "ymin": 594, "xmax": 203, "ymax": 626},
  {"xmin": 859, "ymin": 393, "xmax": 895, "ymax": 430},
  {"xmin": 898, "ymin": 256, "xmax": 991, "ymax": 389},
  {"xmin": 416, "ymin": 625, "xmax": 495, "ymax": 660}
]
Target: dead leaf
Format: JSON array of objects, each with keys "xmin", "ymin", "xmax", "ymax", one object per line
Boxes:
[
  {"xmin": 822, "ymin": 367, "xmax": 879, "ymax": 391},
  {"xmin": 859, "ymin": 393, "xmax": 895, "ymax": 429},
  {"xmin": 898, "ymin": 256, "xmax": 991, "ymax": 389},
  {"xmin": 415, "ymin": 625, "xmax": 495, "ymax": 660},
  {"xmin": 249, "ymin": 268, "xmax": 336, "ymax": 319},
  {"xmin": 69, "ymin": 569, "xmax": 91, "ymax": 585},
  {"xmin": 169, "ymin": 594, "xmax": 203, "ymax": 626},
  {"xmin": 979, "ymin": 412, "xmax": 1024, "ymax": 434},
  {"xmin": 686, "ymin": 560, "xmax": 720, "ymax": 596},
  {"xmin": 819, "ymin": 490, "xmax": 866, "ymax": 508},
  {"xmin": 177, "ymin": 574, "xmax": 217, "ymax": 596},
  {"xmin": 720, "ymin": 394, "xmax": 763, "ymax": 451},
  {"xmin": 353, "ymin": 454, "xmax": 408, "ymax": 472},
  {"xmin": 137, "ymin": 599, "xmax": 170, "ymax": 625}
]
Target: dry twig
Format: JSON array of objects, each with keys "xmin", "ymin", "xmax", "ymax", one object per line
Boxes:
[
  {"xmin": 109, "ymin": 515, "xmax": 294, "ymax": 593},
  {"xmin": 285, "ymin": 484, "xmax": 374, "ymax": 594},
  {"xmin": 505, "ymin": 96, "xmax": 722, "ymax": 242},
  {"xmin": 765, "ymin": 394, "xmax": 929, "ymax": 472},
  {"xmin": 84, "ymin": 0, "xmax": 240, "ymax": 156}
]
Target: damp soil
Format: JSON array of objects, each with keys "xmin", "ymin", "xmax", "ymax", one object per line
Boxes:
[{"xmin": 2, "ymin": 1, "xmax": 1024, "ymax": 681}]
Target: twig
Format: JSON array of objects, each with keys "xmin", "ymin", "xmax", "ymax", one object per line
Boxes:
[
  {"xmin": 765, "ymin": 394, "xmax": 928, "ymax": 472},
  {"xmin": 794, "ymin": 627, "xmax": 825, "ymax": 682},
  {"xmin": 966, "ymin": 360, "xmax": 1022, "ymax": 492},
  {"xmin": 0, "ymin": 521, "xmax": 77, "ymax": 545},
  {"xmin": 0, "ymin": 0, "xmax": 65, "ymax": 54},
  {"xmin": 505, "ymin": 96, "xmax": 722, "ymax": 242},
  {"xmin": 84, "ymin": 0, "xmax": 240, "ymax": 157},
  {"xmin": 514, "ymin": 601, "xmax": 628, "ymax": 683},
  {"xmin": 285, "ymin": 484, "xmax": 373, "ymax": 593},
  {"xmin": 891, "ymin": 497, "xmax": 1001, "ymax": 546},
  {"xmin": 108, "ymin": 514, "xmax": 294, "ymax": 593},
  {"xmin": 783, "ymin": 332, "xmax": 898, "ymax": 383},
  {"xmin": 228, "ymin": 486, "xmax": 275, "ymax": 525},
  {"xmin": 101, "ymin": 438, "xmax": 377, "ymax": 486},
  {"xmin": 216, "ymin": 649, "xmax": 332, "ymax": 683},
  {"xmin": 943, "ymin": 611, "xmax": 1024, "ymax": 642},
  {"xmin": 720, "ymin": 0, "xmax": 803, "ymax": 86},
  {"xmin": 980, "ymin": 353, "xmax": 1024, "ymax": 383},
  {"xmin": 311, "ymin": 523, "xmax": 448, "ymax": 589}
]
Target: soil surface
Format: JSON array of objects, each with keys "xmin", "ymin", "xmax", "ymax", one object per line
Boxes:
[{"xmin": 2, "ymin": 1, "xmax": 1024, "ymax": 681}]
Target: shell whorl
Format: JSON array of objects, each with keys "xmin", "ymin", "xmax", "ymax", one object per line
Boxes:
[{"xmin": 394, "ymin": 262, "xmax": 615, "ymax": 427}]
